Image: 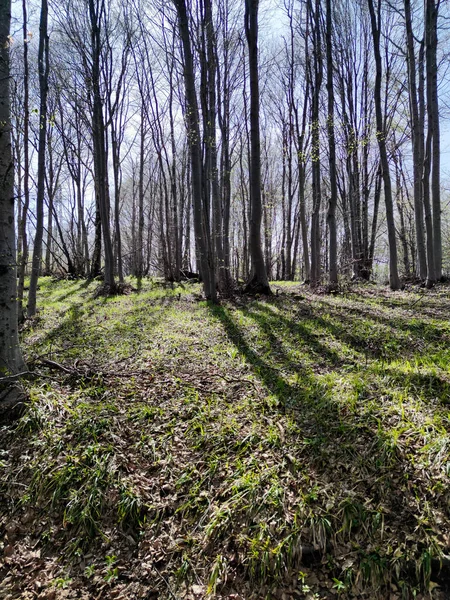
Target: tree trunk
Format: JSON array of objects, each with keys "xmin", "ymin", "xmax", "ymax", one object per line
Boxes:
[
  {"xmin": 293, "ymin": 81, "xmax": 310, "ymax": 282},
  {"xmin": 367, "ymin": 0, "xmax": 400, "ymax": 290},
  {"xmin": 44, "ymin": 134, "xmax": 55, "ymax": 275},
  {"xmin": 405, "ymin": 0, "xmax": 427, "ymax": 279},
  {"xmin": 418, "ymin": 34, "xmax": 435, "ymax": 287},
  {"xmin": 17, "ymin": 0, "xmax": 30, "ymax": 315},
  {"xmin": 27, "ymin": 0, "xmax": 49, "ymax": 317},
  {"xmin": 204, "ymin": 0, "xmax": 231, "ymax": 295},
  {"xmin": 425, "ymin": 0, "xmax": 441, "ymax": 280},
  {"xmin": 325, "ymin": 0, "xmax": 338, "ymax": 289},
  {"xmin": 89, "ymin": 0, "xmax": 115, "ymax": 291},
  {"xmin": 309, "ymin": 0, "xmax": 323, "ymax": 288},
  {"xmin": 173, "ymin": 0, "xmax": 216, "ymax": 301},
  {"xmin": 137, "ymin": 109, "xmax": 146, "ymax": 279},
  {"xmin": 0, "ymin": 0, "xmax": 26, "ymax": 400},
  {"xmin": 244, "ymin": 0, "xmax": 270, "ymax": 294}
]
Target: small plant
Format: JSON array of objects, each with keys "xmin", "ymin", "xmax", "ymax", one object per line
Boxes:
[
  {"xmin": 332, "ymin": 577, "xmax": 347, "ymax": 594},
  {"xmin": 174, "ymin": 552, "xmax": 192, "ymax": 582},
  {"xmin": 207, "ymin": 554, "xmax": 227, "ymax": 595},
  {"xmin": 53, "ymin": 575, "xmax": 73, "ymax": 589},
  {"xmin": 104, "ymin": 555, "xmax": 119, "ymax": 583},
  {"xmin": 84, "ymin": 564, "xmax": 95, "ymax": 578},
  {"xmin": 117, "ymin": 484, "xmax": 143, "ymax": 529}
]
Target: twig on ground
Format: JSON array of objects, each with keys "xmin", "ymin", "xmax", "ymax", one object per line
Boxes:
[
  {"xmin": 409, "ymin": 292, "xmax": 426, "ymax": 309},
  {"xmin": 0, "ymin": 371, "xmax": 32, "ymax": 383},
  {"xmin": 40, "ymin": 358, "xmax": 74, "ymax": 374}
]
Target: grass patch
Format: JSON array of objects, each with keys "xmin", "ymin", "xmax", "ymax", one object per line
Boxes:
[{"xmin": 0, "ymin": 278, "xmax": 449, "ymax": 599}]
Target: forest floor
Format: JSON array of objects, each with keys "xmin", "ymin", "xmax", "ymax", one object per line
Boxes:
[{"xmin": 1, "ymin": 278, "xmax": 450, "ymax": 600}]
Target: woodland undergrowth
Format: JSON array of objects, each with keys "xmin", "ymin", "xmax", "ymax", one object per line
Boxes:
[{"xmin": 0, "ymin": 277, "xmax": 449, "ymax": 600}]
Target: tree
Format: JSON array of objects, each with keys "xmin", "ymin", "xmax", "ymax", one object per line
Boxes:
[
  {"xmin": 425, "ymin": 0, "xmax": 441, "ymax": 280},
  {"xmin": 367, "ymin": 0, "xmax": 400, "ymax": 290},
  {"xmin": 17, "ymin": 0, "xmax": 31, "ymax": 316},
  {"xmin": 173, "ymin": 0, "xmax": 216, "ymax": 301},
  {"xmin": 27, "ymin": 0, "xmax": 49, "ymax": 317},
  {"xmin": 325, "ymin": 0, "xmax": 337, "ymax": 289},
  {"xmin": 89, "ymin": 0, "xmax": 116, "ymax": 291},
  {"xmin": 404, "ymin": 0, "xmax": 427, "ymax": 280},
  {"xmin": 244, "ymin": 0, "xmax": 270, "ymax": 294},
  {"xmin": 307, "ymin": 0, "xmax": 323, "ymax": 288},
  {"xmin": 202, "ymin": 0, "xmax": 232, "ymax": 295},
  {"xmin": 0, "ymin": 0, "xmax": 26, "ymax": 409}
]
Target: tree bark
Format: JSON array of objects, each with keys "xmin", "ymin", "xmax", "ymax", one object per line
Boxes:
[
  {"xmin": 0, "ymin": 0, "xmax": 26, "ymax": 394},
  {"xmin": 367, "ymin": 0, "xmax": 400, "ymax": 290},
  {"xmin": 425, "ymin": 0, "xmax": 441, "ymax": 279},
  {"xmin": 244, "ymin": 0, "xmax": 270, "ymax": 294},
  {"xmin": 173, "ymin": 0, "xmax": 216, "ymax": 301},
  {"xmin": 204, "ymin": 0, "xmax": 232, "ymax": 295},
  {"xmin": 308, "ymin": 0, "xmax": 323, "ymax": 288},
  {"xmin": 325, "ymin": 0, "xmax": 338, "ymax": 289},
  {"xmin": 404, "ymin": 0, "xmax": 427, "ymax": 280},
  {"xmin": 27, "ymin": 0, "xmax": 49, "ymax": 317},
  {"xmin": 17, "ymin": 0, "xmax": 30, "ymax": 315},
  {"xmin": 89, "ymin": 0, "xmax": 115, "ymax": 291}
]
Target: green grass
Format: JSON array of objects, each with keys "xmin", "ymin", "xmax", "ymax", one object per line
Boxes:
[{"xmin": 0, "ymin": 277, "xmax": 449, "ymax": 599}]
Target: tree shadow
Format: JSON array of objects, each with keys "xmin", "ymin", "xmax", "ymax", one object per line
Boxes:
[
  {"xmin": 209, "ymin": 302, "xmax": 385, "ymax": 468},
  {"xmin": 254, "ymin": 296, "xmax": 450, "ymax": 411},
  {"xmin": 27, "ymin": 292, "xmax": 171, "ymax": 366},
  {"xmin": 207, "ymin": 300, "xmax": 449, "ymax": 589},
  {"xmin": 264, "ymin": 292, "xmax": 448, "ymax": 364},
  {"xmin": 52, "ymin": 278, "xmax": 92, "ymax": 303}
]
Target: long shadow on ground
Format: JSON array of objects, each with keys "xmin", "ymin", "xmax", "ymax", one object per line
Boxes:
[{"xmin": 208, "ymin": 299, "xmax": 449, "ymax": 594}]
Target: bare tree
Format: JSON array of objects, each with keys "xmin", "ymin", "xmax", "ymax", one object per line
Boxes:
[
  {"xmin": 173, "ymin": 0, "xmax": 216, "ymax": 300},
  {"xmin": 0, "ymin": 0, "xmax": 26, "ymax": 410},
  {"xmin": 367, "ymin": 0, "xmax": 400, "ymax": 290},
  {"xmin": 325, "ymin": 0, "xmax": 337, "ymax": 289},
  {"xmin": 425, "ymin": 0, "xmax": 441, "ymax": 280},
  {"xmin": 308, "ymin": 0, "xmax": 323, "ymax": 288},
  {"xmin": 404, "ymin": 0, "xmax": 427, "ymax": 280},
  {"xmin": 27, "ymin": 0, "xmax": 50, "ymax": 316},
  {"xmin": 89, "ymin": 0, "xmax": 116, "ymax": 291},
  {"xmin": 244, "ymin": 0, "xmax": 270, "ymax": 294},
  {"xmin": 17, "ymin": 0, "xmax": 31, "ymax": 316}
]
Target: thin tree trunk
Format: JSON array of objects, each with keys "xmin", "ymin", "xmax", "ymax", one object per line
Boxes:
[
  {"xmin": 204, "ymin": 0, "xmax": 231, "ymax": 295},
  {"xmin": 325, "ymin": 0, "xmax": 337, "ymax": 289},
  {"xmin": 293, "ymin": 83, "xmax": 310, "ymax": 282},
  {"xmin": 173, "ymin": 0, "xmax": 216, "ymax": 300},
  {"xmin": 367, "ymin": 0, "xmax": 400, "ymax": 290},
  {"xmin": 44, "ymin": 134, "xmax": 55, "ymax": 274},
  {"xmin": 17, "ymin": 0, "xmax": 30, "ymax": 314},
  {"xmin": 419, "ymin": 34, "xmax": 435, "ymax": 287},
  {"xmin": 137, "ymin": 109, "xmax": 146, "ymax": 279},
  {"xmin": 425, "ymin": 0, "xmax": 441, "ymax": 279},
  {"xmin": 405, "ymin": 0, "xmax": 427, "ymax": 279},
  {"xmin": 0, "ymin": 0, "xmax": 26, "ymax": 387},
  {"xmin": 27, "ymin": 0, "xmax": 49, "ymax": 317},
  {"xmin": 244, "ymin": 0, "xmax": 270, "ymax": 294},
  {"xmin": 309, "ymin": 0, "xmax": 323, "ymax": 288},
  {"xmin": 394, "ymin": 148, "xmax": 411, "ymax": 277}
]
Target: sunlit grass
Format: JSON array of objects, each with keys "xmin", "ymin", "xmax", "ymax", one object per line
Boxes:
[{"xmin": 1, "ymin": 278, "xmax": 448, "ymax": 598}]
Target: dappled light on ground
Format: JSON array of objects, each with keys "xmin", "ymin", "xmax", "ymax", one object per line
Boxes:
[{"xmin": 1, "ymin": 278, "xmax": 449, "ymax": 599}]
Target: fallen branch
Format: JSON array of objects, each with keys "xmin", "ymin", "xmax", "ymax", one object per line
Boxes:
[
  {"xmin": 409, "ymin": 292, "xmax": 426, "ymax": 310},
  {"xmin": 0, "ymin": 371, "xmax": 32, "ymax": 383},
  {"xmin": 40, "ymin": 358, "xmax": 74, "ymax": 374}
]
